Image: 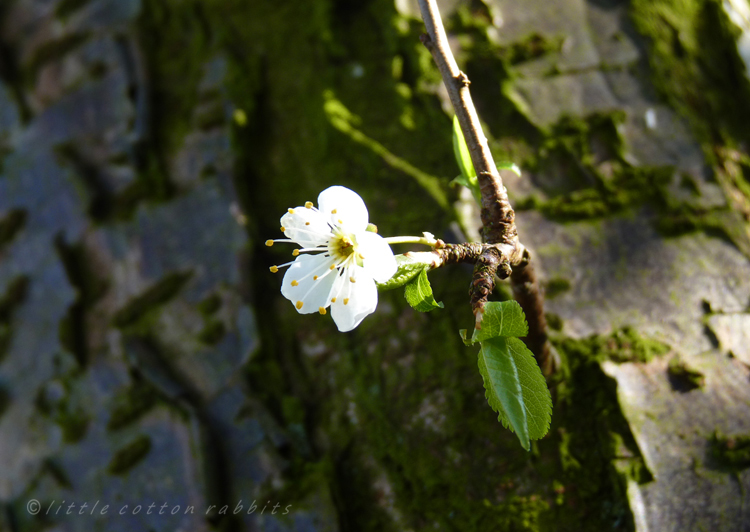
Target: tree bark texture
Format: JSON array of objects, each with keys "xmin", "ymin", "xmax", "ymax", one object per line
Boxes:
[{"xmin": 0, "ymin": 1, "xmax": 749, "ymax": 531}]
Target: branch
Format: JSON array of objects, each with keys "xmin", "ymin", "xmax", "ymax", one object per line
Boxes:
[{"xmin": 417, "ymin": 0, "xmax": 558, "ymax": 374}]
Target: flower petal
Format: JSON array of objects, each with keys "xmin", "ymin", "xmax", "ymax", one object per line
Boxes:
[
  {"xmin": 356, "ymin": 231, "xmax": 398, "ymax": 283},
  {"xmin": 281, "ymin": 253, "xmax": 338, "ymax": 314},
  {"xmin": 280, "ymin": 207, "xmax": 331, "ymax": 247},
  {"xmin": 318, "ymin": 186, "xmax": 368, "ymax": 233},
  {"xmin": 330, "ymin": 272, "xmax": 378, "ymax": 332}
]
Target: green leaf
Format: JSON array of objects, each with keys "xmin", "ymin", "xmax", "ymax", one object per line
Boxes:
[
  {"xmin": 478, "ymin": 337, "xmax": 552, "ymax": 450},
  {"xmin": 404, "ymin": 268, "xmax": 443, "ymax": 312},
  {"xmin": 452, "ymin": 115, "xmax": 476, "ymax": 183},
  {"xmin": 470, "ymin": 300, "xmax": 528, "ymax": 344},
  {"xmin": 497, "ymin": 161, "xmax": 522, "ymax": 177},
  {"xmin": 377, "ymin": 254, "xmax": 430, "ymax": 291}
]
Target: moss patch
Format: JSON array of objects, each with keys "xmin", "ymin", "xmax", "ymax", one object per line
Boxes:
[
  {"xmin": 112, "ymin": 271, "xmax": 193, "ymax": 329},
  {"xmin": 667, "ymin": 356, "xmax": 705, "ymax": 392},
  {"xmin": 106, "ymin": 380, "xmax": 160, "ymax": 432},
  {"xmin": 544, "ymin": 278, "xmax": 571, "ymax": 299},
  {"xmin": 107, "ymin": 435, "xmax": 152, "ymax": 475},
  {"xmin": 710, "ymin": 432, "xmax": 750, "ymax": 472},
  {"xmin": 0, "ymin": 208, "xmax": 26, "ymax": 251},
  {"xmin": 557, "ymin": 327, "xmax": 671, "ymax": 365}
]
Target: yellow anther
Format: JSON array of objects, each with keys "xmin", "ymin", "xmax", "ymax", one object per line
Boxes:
[
  {"xmin": 313, "ymin": 276, "xmax": 318, "ymax": 280},
  {"xmin": 305, "ymin": 222, "xmax": 310, "ymax": 226},
  {"xmin": 329, "ymin": 264, "xmax": 335, "ymax": 270},
  {"xmin": 358, "ymin": 253, "xmax": 364, "ymax": 259},
  {"xmin": 338, "ymin": 219, "xmax": 343, "ymax": 224},
  {"xmin": 350, "ymin": 276, "xmax": 356, "ymax": 283},
  {"xmin": 269, "ymin": 266, "xmax": 279, "ymax": 273},
  {"xmin": 305, "ymin": 201, "xmax": 313, "ymax": 209},
  {"xmin": 319, "ymin": 307, "xmax": 326, "ymax": 315},
  {"xmin": 291, "ymin": 280, "xmax": 299, "ymax": 286},
  {"xmin": 343, "ymin": 298, "xmax": 350, "ymax": 305},
  {"xmin": 288, "ymin": 208, "xmax": 295, "ymax": 214},
  {"xmin": 331, "ymin": 297, "xmax": 337, "ymax": 303},
  {"xmin": 292, "ymin": 249, "xmax": 300, "ymax": 256},
  {"xmin": 280, "ymin": 226, "xmax": 286, "ymax": 232},
  {"xmin": 265, "ymin": 239, "xmax": 274, "ymax": 247},
  {"xmin": 332, "ymin": 209, "xmax": 337, "ymax": 214},
  {"xmin": 296, "ymin": 301, "xmax": 303, "ymax": 309}
]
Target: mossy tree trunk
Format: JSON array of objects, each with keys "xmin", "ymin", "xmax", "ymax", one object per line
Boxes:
[{"xmin": 0, "ymin": 0, "xmax": 749, "ymax": 531}]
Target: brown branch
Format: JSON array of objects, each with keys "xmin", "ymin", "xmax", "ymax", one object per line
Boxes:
[{"xmin": 417, "ymin": 0, "xmax": 557, "ymax": 374}]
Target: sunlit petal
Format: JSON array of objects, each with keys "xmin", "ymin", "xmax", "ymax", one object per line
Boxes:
[
  {"xmin": 281, "ymin": 253, "xmax": 338, "ymax": 314},
  {"xmin": 280, "ymin": 207, "xmax": 331, "ymax": 247},
  {"xmin": 356, "ymin": 231, "xmax": 397, "ymax": 283},
  {"xmin": 330, "ymin": 271, "xmax": 378, "ymax": 332},
  {"xmin": 318, "ymin": 186, "xmax": 368, "ymax": 233}
]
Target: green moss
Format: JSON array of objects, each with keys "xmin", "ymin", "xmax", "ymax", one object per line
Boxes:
[
  {"xmin": 557, "ymin": 326, "xmax": 671, "ymax": 364},
  {"xmin": 544, "ymin": 278, "xmax": 572, "ymax": 299},
  {"xmin": 0, "ymin": 208, "xmax": 26, "ymax": 251},
  {"xmin": 667, "ymin": 356, "xmax": 705, "ymax": 392},
  {"xmin": 197, "ymin": 293, "xmax": 222, "ymax": 316},
  {"xmin": 137, "ymin": 0, "xmax": 213, "ymax": 157},
  {"xmin": 628, "ymin": 0, "xmax": 750, "ymax": 255},
  {"xmin": 0, "ymin": 276, "xmax": 28, "ymax": 362},
  {"xmin": 107, "ymin": 435, "xmax": 152, "ymax": 475},
  {"xmin": 57, "ymin": 408, "xmax": 90, "ymax": 443},
  {"xmin": 53, "ymin": 0, "xmax": 91, "ymax": 20},
  {"xmin": 0, "ymin": 387, "xmax": 9, "ymax": 419},
  {"xmin": 710, "ymin": 431, "xmax": 750, "ymax": 472},
  {"xmin": 112, "ymin": 271, "xmax": 193, "ymax": 329},
  {"xmin": 23, "ymin": 32, "xmax": 91, "ymax": 85},
  {"xmin": 545, "ymin": 313, "xmax": 563, "ymax": 331},
  {"xmin": 197, "ymin": 319, "xmax": 226, "ymax": 345},
  {"xmin": 106, "ymin": 380, "xmax": 160, "ymax": 431},
  {"xmin": 631, "ymin": 0, "xmax": 750, "ymax": 145}
]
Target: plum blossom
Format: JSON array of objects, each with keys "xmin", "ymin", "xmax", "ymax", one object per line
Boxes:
[{"xmin": 267, "ymin": 186, "xmax": 397, "ymax": 331}]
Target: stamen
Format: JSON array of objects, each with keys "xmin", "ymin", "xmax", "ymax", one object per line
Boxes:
[
  {"xmin": 296, "ymin": 301, "xmax": 303, "ymax": 309},
  {"xmin": 305, "ymin": 201, "xmax": 313, "ymax": 209},
  {"xmin": 338, "ymin": 219, "xmax": 343, "ymax": 224},
  {"xmin": 330, "ymin": 264, "xmax": 335, "ymax": 270},
  {"xmin": 332, "ymin": 209, "xmax": 337, "ymax": 214},
  {"xmin": 305, "ymin": 222, "xmax": 310, "ymax": 226},
  {"xmin": 280, "ymin": 226, "xmax": 286, "ymax": 232},
  {"xmin": 344, "ymin": 298, "xmax": 349, "ymax": 305},
  {"xmin": 288, "ymin": 208, "xmax": 295, "ymax": 214},
  {"xmin": 350, "ymin": 276, "xmax": 356, "ymax": 283},
  {"xmin": 313, "ymin": 276, "xmax": 318, "ymax": 280},
  {"xmin": 318, "ymin": 307, "xmax": 326, "ymax": 315},
  {"xmin": 331, "ymin": 297, "xmax": 337, "ymax": 303},
  {"xmin": 291, "ymin": 280, "xmax": 299, "ymax": 286},
  {"xmin": 265, "ymin": 240, "xmax": 274, "ymax": 247},
  {"xmin": 269, "ymin": 266, "xmax": 279, "ymax": 273},
  {"xmin": 292, "ymin": 249, "xmax": 300, "ymax": 256}
]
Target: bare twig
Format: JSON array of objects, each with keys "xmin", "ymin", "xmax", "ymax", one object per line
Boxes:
[{"xmin": 417, "ymin": 0, "xmax": 558, "ymax": 374}]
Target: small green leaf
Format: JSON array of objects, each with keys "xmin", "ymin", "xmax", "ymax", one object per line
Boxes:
[
  {"xmin": 452, "ymin": 115, "xmax": 476, "ymax": 183},
  {"xmin": 449, "ymin": 175, "xmax": 472, "ymax": 189},
  {"xmin": 470, "ymin": 300, "xmax": 528, "ymax": 344},
  {"xmin": 377, "ymin": 254, "xmax": 430, "ymax": 291},
  {"xmin": 497, "ymin": 161, "xmax": 522, "ymax": 178},
  {"xmin": 478, "ymin": 337, "xmax": 552, "ymax": 450},
  {"xmin": 459, "ymin": 329, "xmax": 472, "ymax": 346},
  {"xmin": 404, "ymin": 269, "xmax": 443, "ymax": 312}
]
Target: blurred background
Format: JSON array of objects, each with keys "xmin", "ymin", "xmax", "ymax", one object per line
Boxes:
[{"xmin": 1, "ymin": 0, "xmax": 750, "ymax": 530}]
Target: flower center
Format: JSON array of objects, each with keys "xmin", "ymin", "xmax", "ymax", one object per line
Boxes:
[{"xmin": 330, "ymin": 230, "xmax": 358, "ymax": 262}]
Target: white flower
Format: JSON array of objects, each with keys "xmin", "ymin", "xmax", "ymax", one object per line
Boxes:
[{"xmin": 267, "ymin": 186, "xmax": 397, "ymax": 332}]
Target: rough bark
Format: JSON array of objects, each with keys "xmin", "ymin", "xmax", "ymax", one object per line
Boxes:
[{"xmin": 0, "ymin": 0, "xmax": 749, "ymax": 531}]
